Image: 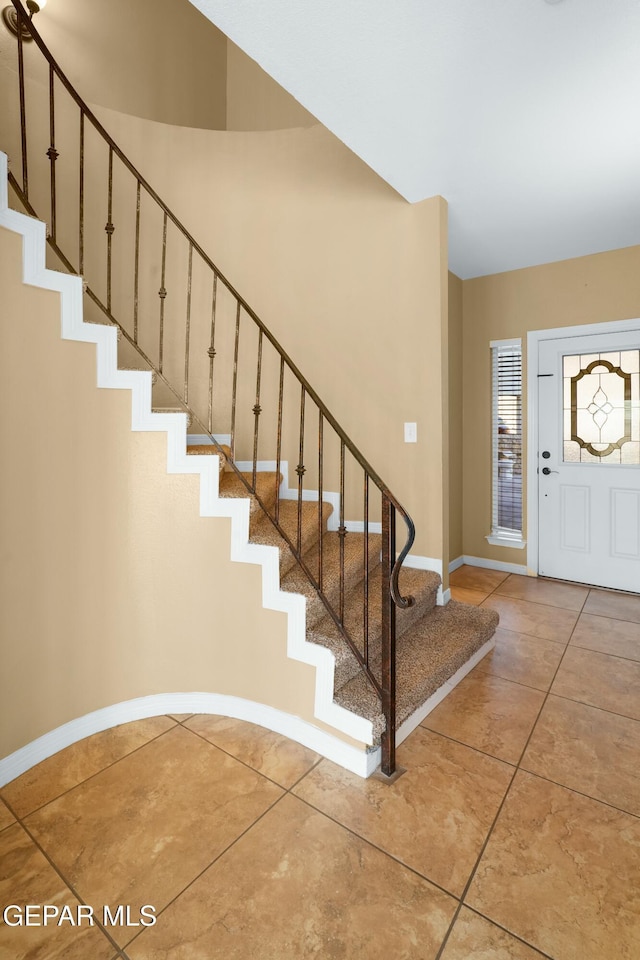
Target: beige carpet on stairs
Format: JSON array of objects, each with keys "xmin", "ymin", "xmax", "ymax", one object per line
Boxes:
[{"xmin": 190, "ymin": 453, "xmax": 499, "ymax": 745}]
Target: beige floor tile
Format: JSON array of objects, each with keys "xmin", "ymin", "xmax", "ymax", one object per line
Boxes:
[
  {"xmin": 166, "ymin": 714, "xmax": 193, "ymax": 723},
  {"xmin": 481, "ymin": 595, "xmax": 579, "ymax": 643},
  {"xmin": 583, "ymin": 588, "xmax": 640, "ymax": 623},
  {"xmin": 551, "ymin": 647, "xmax": 640, "ymax": 722},
  {"xmin": 449, "ymin": 566, "xmax": 509, "ymax": 593},
  {"xmin": 466, "ymin": 771, "xmax": 640, "ymax": 960},
  {"xmin": 570, "ymin": 612, "xmax": 640, "ymax": 662},
  {"xmin": 0, "ymin": 822, "xmax": 116, "ymax": 960},
  {"xmin": 293, "ymin": 726, "xmax": 512, "ymax": 897},
  {"xmin": 126, "ymin": 794, "xmax": 457, "ymax": 960},
  {"xmin": 23, "ymin": 725, "xmax": 282, "ymax": 947},
  {"xmin": 441, "ymin": 907, "xmax": 548, "ymax": 959},
  {"xmin": 522, "ymin": 695, "xmax": 640, "ymax": 816},
  {"xmin": 0, "ymin": 717, "xmax": 177, "ymax": 819},
  {"xmin": 473, "ymin": 626, "xmax": 565, "ymax": 691},
  {"xmin": 423, "ymin": 673, "xmax": 545, "ymax": 764},
  {"xmin": 184, "ymin": 715, "xmax": 320, "ymax": 787},
  {"xmin": 450, "ymin": 586, "xmax": 489, "ymax": 605},
  {"xmin": 0, "ymin": 797, "xmax": 16, "ymax": 832},
  {"xmin": 495, "ymin": 574, "xmax": 589, "ymax": 611}
]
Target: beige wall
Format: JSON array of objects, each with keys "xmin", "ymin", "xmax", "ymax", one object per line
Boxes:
[
  {"xmin": 462, "ymin": 245, "xmax": 640, "ymax": 566},
  {"xmin": 448, "ymin": 271, "xmax": 463, "ymax": 563},
  {"xmin": 0, "ymin": 0, "xmax": 228, "ymax": 129},
  {"xmin": 0, "ymin": 224, "xmax": 350, "ymax": 760},
  {"xmin": 91, "ymin": 106, "xmax": 449, "ymax": 565},
  {"xmin": 226, "ymin": 41, "xmax": 316, "ymax": 131}
]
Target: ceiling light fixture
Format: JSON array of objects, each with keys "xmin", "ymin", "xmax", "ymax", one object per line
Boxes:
[{"xmin": 2, "ymin": 0, "xmax": 47, "ymax": 42}]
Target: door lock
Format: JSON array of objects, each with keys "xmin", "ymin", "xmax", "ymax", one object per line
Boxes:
[{"xmin": 541, "ymin": 467, "xmax": 559, "ymax": 475}]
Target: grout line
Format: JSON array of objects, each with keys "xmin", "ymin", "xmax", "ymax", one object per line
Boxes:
[
  {"xmin": 122, "ymin": 791, "xmax": 288, "ymax": 953},
  {"xmin": 175, "ymin": 722, "xmax": 299, "ymax": 792},
  {"xmin": 290, "ymin": 790, "xmax": 458, "ymax": 902},
  {"xmin": 0, "ymin": 722, "xmax": 180, "ymax": 820},
  {"xmin": 434, "ymin": 579, "xmax": 591, "ymax": 958},
  {"xmin": 416, "ymin": 726, "xmax": 518, "ymax": 769},
  {"xmin": 563, "ymin": 643, "xmax": 640, "ymax": 667},
  {"xmin": 6, "ymin": 817, "xmax": 125, "ymax": 956},
  {"xmin": 515, "ymin": 766, "xmax": 640, "ymax": 823},
  {"xmin": 530, "ymin": 691, "xmax": 640, "ymax": 727},
  {"xmin": 461, "ymin": 905, "xmax": 557, "ymax": 960},
  {"xmin": 106, "ymin": 739, "xmax": 326, "ymax": 951}
]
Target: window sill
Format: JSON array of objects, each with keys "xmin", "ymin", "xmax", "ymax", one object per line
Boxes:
[{"xmin": 486, "ymin": 534, "xmax": 527, "ymax": 549}]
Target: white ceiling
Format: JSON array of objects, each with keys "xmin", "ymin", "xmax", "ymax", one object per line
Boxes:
[{"xmin": 188, "ymin": 0, "xmax": 640, "ymax": 278}]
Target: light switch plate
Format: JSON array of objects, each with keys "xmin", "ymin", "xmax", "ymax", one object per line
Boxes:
[{"xmin": 404, "ymin": 422, "xmax": 417, "ymax": 443}]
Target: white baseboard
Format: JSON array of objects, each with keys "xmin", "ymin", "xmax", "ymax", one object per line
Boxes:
[
  {"xmin": 460, "ymin": 555, "xmax": 528, "ymax": 575},
  {"xmin": 449, "ymin": 555, "xmax": 465, "ymax": 573},
  {"xmin": 0, "ymin": 694, "xmax": 374, "ymax": 787}
]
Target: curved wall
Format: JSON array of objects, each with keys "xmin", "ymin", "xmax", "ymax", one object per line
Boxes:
[{"xmin": 0, "ymin": 222, "xmax": 338, "ymax": 765}]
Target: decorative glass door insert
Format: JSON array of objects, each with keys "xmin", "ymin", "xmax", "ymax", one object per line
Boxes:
[{"xmin": 563, "ymin": 350, "xmax": 640, "ymax": 464}]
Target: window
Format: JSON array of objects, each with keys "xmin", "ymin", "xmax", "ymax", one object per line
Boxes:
[
  {"xmin": 563, "ymin": 350, "xmax": 640, "ymax": 464},
  {"xmin": 487, "ymin": 339, "xmax": 525, "ymax": 547}
]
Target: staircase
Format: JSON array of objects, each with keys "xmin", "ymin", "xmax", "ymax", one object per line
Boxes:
[
  {"xmin": 207, "ymin": 449, "xmax": 498, "ymax": 747},
  {"xmin": 0, "ymin": 1, "xmax": 498, "ymax": 777}
]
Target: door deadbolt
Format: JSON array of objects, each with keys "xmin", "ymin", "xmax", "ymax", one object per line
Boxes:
[{"xmin": 542, "ymin": 450, "xmax": 551, "ymax": 459}]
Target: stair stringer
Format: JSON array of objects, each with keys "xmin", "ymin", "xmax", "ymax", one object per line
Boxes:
[{"xmin": 0, "ymin": 152, "xmax": 377, "ymax": 784}]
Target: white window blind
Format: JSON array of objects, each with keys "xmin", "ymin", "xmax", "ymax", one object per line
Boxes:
[{"xmin": 490, "ymin": 340, "xmax": 523, "ymax": 540}]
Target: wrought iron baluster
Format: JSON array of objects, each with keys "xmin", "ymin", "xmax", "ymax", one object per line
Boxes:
[
  {"xmin": 296, "ymin": 386, "xmax": 306, "ymax": 555},
  {"xmin": 318, "ymin": 411, "xmax": 324, "ymax": 590},
  {"xmin": 78, "ymin": 111, "xmax": 84, "ymax": 274},
  {"xmin": 381, "ymin": 494, "xmax": 397, "ymax": 777},
  {"xmin": 207, "ymin": 273, "xmax": 218, "ymax": 434},
  {"xmin": 184, "ymin": 243, "xmax": 193, "ymax": 404},
  {"xmin": 275, "ymin": 357, "xmax": 284, "ymax": 524},
  {"xmin": 158, "ymin": 211, "xmax": 167, "ymax": 373},
  {"xmin": 338, "ymin": 440, "xmax": 346, "ymax": 624},
  {"xmin": 47, "ymin": 64, "xmax": 58, "ymax": 242},
  {"xmin": 105, "ymin": 146, "xmax": 114, "ymax": 313},
  {"xmin": 252, "ymin": 330, "xmax": 263, "ymax": 492},
  {"xmin": 133, "ymin": 180, "xmax": 140, "ymax": 343},
  {"xmin": 363, "ymin": 474, "xmax": 370, "ymax": 666},
  {"xmin": 230, "ymin": 300, "xmax": 241, "ymax": 460},
  {"xmin": 17, "ymin": 16, "xmax": 28, "ymax": 198}
]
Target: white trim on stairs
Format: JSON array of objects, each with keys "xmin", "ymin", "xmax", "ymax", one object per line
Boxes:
[
  {"xmin": 0, "ymin": 151, "xmax": 375, "ymax": 782},
  {"xmin": 198, "ymin": 441, "xmax": 451, "ymax": 603},
  {"xmin": 0, "ymin": 693, "xmax": 377, "ymax": 787}
]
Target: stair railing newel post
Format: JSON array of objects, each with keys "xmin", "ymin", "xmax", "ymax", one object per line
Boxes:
[
  {"xmin": 4, "ymin": 0, "xmax": 420, "ymax": 775},
  {"xmin": 381, "ymin": 494, "xmax": 397, "ymax": 777}
]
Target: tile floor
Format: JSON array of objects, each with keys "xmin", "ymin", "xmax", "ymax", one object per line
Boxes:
[{"xmin": 1, "ymin": 567, "xmax": 639, "ymax": 959}]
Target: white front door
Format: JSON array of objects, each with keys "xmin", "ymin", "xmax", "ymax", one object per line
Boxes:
[{"xmin": 537, "ymin": 329, "xmax": 640, "ymax": 592}]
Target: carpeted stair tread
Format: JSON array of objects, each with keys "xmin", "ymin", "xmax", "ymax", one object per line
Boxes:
[
  {"xmin": 186, "ymin": 444, "xmax": 231, "ymax": 479},
  {"xmin": 309, "ymin": 567, "xmax": 440, "ymax": 688},
  {"xmin": 249, "ymin": 500, "xmax": 334, "ymax": 577},
  {"xmin": 308, "ymin": 566, "xmax": 439, "ymax": 689},
  {"xmin": 218, "ymin": 470, "xmax": 282, "ymax": 515},
  {"xmin": 301, "ymin": 531, "xmax": 382, "ymax": 609},
  {"xmin": 279, "ymin": 528, "xmax": 383, "ymax": 626},
  {"xmin": 307, "ymin": 616, "xmax": 367, "ymax": 690},
  {"xmin": 333, "ymin": 600, "xmax": 500, "ymax": 743}
]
